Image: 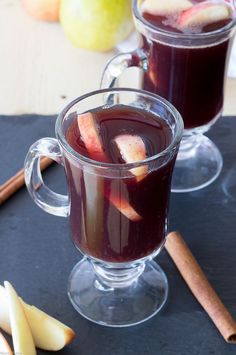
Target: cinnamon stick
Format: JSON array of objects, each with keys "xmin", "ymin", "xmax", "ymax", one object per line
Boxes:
[
  {"xmin": 0, "ymin": 157, "xmax": 53, "ymax": 205},
  {"xmin": 165, "ymin": 231, "xmax": 236, "ymax": 343}
]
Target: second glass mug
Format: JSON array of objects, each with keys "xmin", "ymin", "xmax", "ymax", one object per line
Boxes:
[
  {"xmin": 101, "ymin": 0, "xmax": 236, "ymax": 192},
  {"xmin": 24, "ymin": 88, "xmax": 183, "ymax": 327}
]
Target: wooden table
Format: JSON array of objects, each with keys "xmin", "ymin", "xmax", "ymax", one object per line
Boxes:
[{"xmin": 0, "ymin": 0, "xmax": 235, "ymax": 116}]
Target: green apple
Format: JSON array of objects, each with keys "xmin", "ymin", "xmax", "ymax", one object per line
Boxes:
[{"xmin": 60, "ymin": 0, "xmax": 133, "ymax": 51}]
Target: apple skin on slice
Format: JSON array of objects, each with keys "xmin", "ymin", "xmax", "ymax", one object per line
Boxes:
[
  {"xmin": 0, "ymin": 332, "xmax": 12, "ymax": 355},
  {"xmin": 77, "ymin": 112, "xmax": 107, "ymax": 162},
  {"xmin": 141, "ymin": 0, "xmax": 193, "ymax": 16},
  {"xmin": 0, "ymin": 285, "xmax": 75, "ymax": 351},
  {"xmin": 114, "ymin": 134, "xmax": 148, "ymax": 182},
  {"xmin": 4, "ymin": 281, "xmax": 36, "ymax": 355},
  {"xmin": 178, "ymin": 2, "xmax": 231, "ymax": 29}
]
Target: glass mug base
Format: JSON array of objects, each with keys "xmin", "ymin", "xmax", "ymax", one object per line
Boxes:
[
  {"xmin": 171, "ymin": 134, "xmax": 223, "ymax": 193},
  {"xmin": 67, "ymin": 257, "xmax": 168, "ymax": 327}
]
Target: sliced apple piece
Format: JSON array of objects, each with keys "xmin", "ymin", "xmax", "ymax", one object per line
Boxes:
[
  {"xmin": 0, "ymin": 332, "xmax": 12, "ymax": 355},
  {"xmin": 109, "ymin": 194, "xmax": 142, "ymax": 222},
  {"xmin": 0, "ymin": 286, "xmax": 11, "ymax": 334},
  {"xmin": 178, "ymin": 2, "xmax": 231, "ymax": 29},
  {"xmin": 114, "ymin": 134, "xmax": 148, "ymax": 182},
  {"xmin": 0, "ymin": 285, "xmax": 75, "ymax": 351},
  {"xmin": 4, "ymin": 281, "xmax": 36, "ymax": 355},
  {"xmin": 20, "ymin": 303, "xmax": 75, "ymax": 351},
  {"xmin": 77, "ymin": 112, "xmax": 107, "ymax": 162},
  {"xmin": 141, "ymin": 0, "xmax": 193, "ymax": 16}
]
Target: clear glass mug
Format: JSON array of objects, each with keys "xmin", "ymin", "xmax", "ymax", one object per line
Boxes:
[
  {"xmin": 101, "ymin": 0, "xmax": 236, "ymax": 192},
  {"xmin": 24, "ymin": 88, "xmax": 183, "ymax": 327}
]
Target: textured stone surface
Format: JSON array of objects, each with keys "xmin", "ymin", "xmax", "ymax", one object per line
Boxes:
[{"xmin": 0, "ymin": 115, "xmax": 236, "ymax": 355}]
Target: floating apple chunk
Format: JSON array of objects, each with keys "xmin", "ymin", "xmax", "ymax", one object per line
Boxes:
[
  {"xmin": 141, "ymin": 0, "xmax": 193, "ymax": 16},
  {"xmin": 0, "ymin": 332, "xmax": 12, "ymax": 355},
  {"xmin": 109, "ymin": 193, "xmax": 142, "ymax": 222},
  {"xmin": 114, "ymin": 134, "xmax": 148, "ymax": 182},
  {"xmin": 0, "ymin": 285, "xmax": 75, "ymax": 351},
  {"xmin": 179, "ymin": 1, "xmax": 231, "ymax": 29},
  {"xmin": 4, "ymin": 281, "xmax": 36, "ymax": 355},
  {"xmin": 77, "ymin": 112, "xmax": 107, "ymax": 162}
]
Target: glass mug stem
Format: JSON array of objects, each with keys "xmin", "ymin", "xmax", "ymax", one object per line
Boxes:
[
  {"xmin": 91, "ymin": 260, "xmax": 145, "ymax": 288},
  {"xmin": 24, "ymin": 137, "xmax": 69, "ymax": 217}
]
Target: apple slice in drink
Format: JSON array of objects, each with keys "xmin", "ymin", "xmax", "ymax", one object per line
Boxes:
[
  {"xmin": 141, "ymin": 0, "xmax": 193, "ymax": 16},
  {"xmin": 4, "ymin": 281, "xmax": 36, "ymax": 355},
  {"xmin": 109, "ymin": 193, "xmax": 142, "ymax": 222},
  {"xmin": 77, "ymin": 112, "xmax": 107, "ymax": 162},
  {"xmin": 77, "ymin": 113, "xmax": 142, "ymax": 221},
  {"xmin": 114, "ymin": 134, "xmax": 148, "ymax": 182},
  {"xmin": 0, "ymin": 285, "xmax": 75, "ymax": 351},
  {"xmin": 0, "ymin": 332, "xmax": 12, "ymax": 355},
  {"xmin": 178, "ymin": 2, "xmax": 231, "ymax": 29}
]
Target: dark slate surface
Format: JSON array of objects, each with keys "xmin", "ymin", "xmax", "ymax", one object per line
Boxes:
[
  {"xmin": 0, "ymin": 115, "xmax": 236, "ymax": 355},
  {"xmin": 0, "ymin": 115, "xmax": 56, "ymax": 184}
]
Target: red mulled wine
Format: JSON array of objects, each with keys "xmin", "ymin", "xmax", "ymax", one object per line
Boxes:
[
  {"xmin": 141, "ymin": 0, "xmax": 235, "ymax": 129},
  {"xmin": 65, "ymin": 106, "xmax": 176, "ymax": 263}
]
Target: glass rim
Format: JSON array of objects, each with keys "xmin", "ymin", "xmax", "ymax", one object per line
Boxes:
[
  {"xmin": 56, "ymin": 88, "xmax": 183, "ymax": 170},
  {"xmin": 133, "ymin": 0, "xmax": 236, "ymax": 41}
]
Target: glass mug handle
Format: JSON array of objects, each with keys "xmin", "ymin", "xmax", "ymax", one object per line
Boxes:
[
  {"xmin": 24, "ymin": 137, "xmax": 69, "ymax": 217},
  {"xmin": 100, "ymin": 49, "xmax": 148, "ymax": 89}
]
